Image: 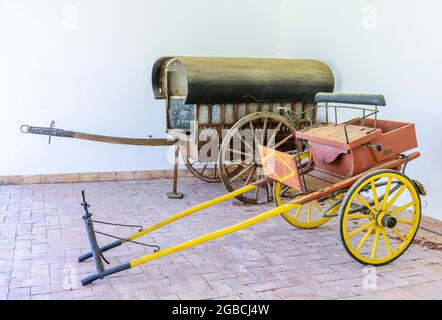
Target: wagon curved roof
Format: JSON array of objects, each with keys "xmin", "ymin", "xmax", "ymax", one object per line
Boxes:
[{"xmin": 152, "ymin": 56, "xmax": 335, "ymax": 104}]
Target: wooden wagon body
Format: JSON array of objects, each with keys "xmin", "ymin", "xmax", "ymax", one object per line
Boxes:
[
  {"xmin": 151, "ymin": 57, "xmax": 334, "ymax": 133},
  {"xmin": 151, "ymin": 57, "xmax": 335, "ymax": 201}
]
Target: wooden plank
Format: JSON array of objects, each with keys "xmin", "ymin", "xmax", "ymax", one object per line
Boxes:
[
  {"xmin": 303, "ymin": 173, "xmax": 332, "ymax": 190},
  {"xmin": 307, "ymin": 169, "xmax": 344, "ymax": 184},
  {"xmin": 297, "ymin": 123, "xmax": 382, "ymax": 149}
]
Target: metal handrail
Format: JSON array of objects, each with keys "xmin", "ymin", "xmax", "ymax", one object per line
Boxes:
[
  {"xmin": 281, "ymin": 104, "xmax": 379, "ymax": 125},
  {"xmin": 343, "ymin": 109, "xmax": 379, "ymax": 144},
  {"xmin": 283, "ymin": 102, "xmax": 381, "ymax": 145}
]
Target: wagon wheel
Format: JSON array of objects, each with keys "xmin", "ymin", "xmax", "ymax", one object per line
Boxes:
[
  {"xmin": 219, "ymin": 112, "xmax": 299, "ymax": 204},
  {"xmin": 180, "ymin": 132, "xmax": 242, "ymax": 182},
  {"xmin": 273, "ymin": 152, "xmax": 338, "ymax": 229},
  {"xmin": 180, "ymin": 139, "xmax": 221, "ymax": 182},
  {"xmin": 182, "ymin": 155, "xmax": 220, "ymax": 182},
  {"xmin": 340, "ymin": 169, "xmax": 421, "ymax": 265}
]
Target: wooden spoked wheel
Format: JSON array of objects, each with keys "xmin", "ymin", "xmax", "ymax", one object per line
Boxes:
[
  {"xmin": 340, "ymin": 169, "xmax": 421, "ymax": 265},
  {"xmin": 180, "ymin": 137, "xmax": 221, "ymax": 182},
  {"xmin": 273, "ymin": 152, "xmax": 337, "ymax": 229},
  {"xmin": 183, "ymin": 155, "xmax": 221, "ymax": 182},
  {"xmin": 218, "ymin": 112, "xmax": 299, "ymax": 204},
  {"xmin": 181, "ymin": 128, "xmax": 242, "ymax": 183}
]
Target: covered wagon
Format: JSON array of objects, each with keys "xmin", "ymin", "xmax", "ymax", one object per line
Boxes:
[{"xmin": 22, "ymin": 56, "xmax": 335, "ymax": 201}]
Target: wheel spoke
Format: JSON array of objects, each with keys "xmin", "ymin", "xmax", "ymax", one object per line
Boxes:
[
  {"xmin": 225, "ymin": 164, "xmax": 241, "ymax": 175},
  {"xmin": 228, "ymin": 164, "xmax": 255, "ymax": 183},
  {"xmin": 389, "ymin": 201, "xmax": 415, "ymax": 216},
  {"xmin": 391, "ymin": 228, "xmax": 407, "ymax": 241},
  {"xmin": 266, "ymin": 182, "xmax": 272, "ymax": 202},
  {"xmin": 355, "ymin": 193, "xmax": 377, "ymax": 214},
  {"xmin": 346, "ymin": 214, "xmax": 374, "ymax": 220},
  {"xmin": 370, "ymin": 180, "xmax": 380, "ymax": 210},
  {"xmin": 371, "ymin": 227, "xmax": 381, "ymax": 259},
  {"xmin": 293, "ymin": 206, "xmax": 302, "ymax": 220},
  {"xmin": 244, "ymin": 164, "xmax": 257, "ymax": 186},
  {"xmin": 200, "ymin": 162, "xmax": 208, "ymax": 175},
  {"xmin": 249, "ymin": 120, "xmax": 255, "ymax": 133},
  {"xmin": 234, "ymin": 132, "xmax": 253, "ymax": 152},
  {"xmin": 314, "ymin": 200, "xmax": 322, "ymax": 211},
  {"xmin": 280, "ymin": 185, "xmax": 291, "ymax": 197},
  {"xmin": 381, "ymin": 227, "xmax": 393, "ymax": 255},
  {"xmin": 274, "ymin": 133, "xmax": 294, "ymax": 149},
  {"xmin": 307, "ymin": 202, "xmax": 312, "ymax": 224},
  {"xmin": 267, "ymin": 121, "xmax": 283, "ymax": 147},
  {"xmin": 261, "ymin": 117, "xmax": 268, "ymax": 146},
  {"xmin": 396, "ymin": 219, "xmax": 414, "ymax": 225},
  {"xmin": 356, "ymin": 225, "xmax": 376, "ymax": 252},
  {"xmin": 382, "ymin": 177, "xmax": 393, "ymax": 211},
  {"xmin": 385, "ymin": 185, "xmax": 407, "ymax": 212},
  {"xmin": 226, "ymin": 147, "xmax": 248, "ymax": 157},
  {"xmin": 348, "ymin": 220, "xmax": 375, "ymax": 238},
  {"xmin": 254, "ymin": 185, "xmax": 260, "ymax": 201}
]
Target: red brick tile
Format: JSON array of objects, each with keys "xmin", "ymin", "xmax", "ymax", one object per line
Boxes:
[{"xmin": 1, "ymin": 177, "xmax": 441, "ymax": 300}]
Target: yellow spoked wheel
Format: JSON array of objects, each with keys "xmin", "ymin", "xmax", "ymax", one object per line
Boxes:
[
  {"xmin": 274, "ymin": 186, "xmax": 336, "ymax": 229},
  {"xmin": 340, "ymin": 169, "xmax": 421, "ymax": 265},
  {"xmin": 273, "ymin": 150, "xmax": 339, "ymax": 229}
]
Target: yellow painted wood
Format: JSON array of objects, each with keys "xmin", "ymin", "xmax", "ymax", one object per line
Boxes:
[
  {"xmin": 130, "ymin": 202, "xmax": 298, "ymax": 267},
  {"xmin": 126, "ymin": 184, "xmax": 257, "ymax": 241}
]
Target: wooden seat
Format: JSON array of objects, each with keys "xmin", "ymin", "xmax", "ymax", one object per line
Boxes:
[{"xmin": 296, "ymin": 123, "xmax": 382, "ymax": 150}]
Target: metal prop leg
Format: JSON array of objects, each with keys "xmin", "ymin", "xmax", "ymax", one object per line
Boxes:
[
  {"xmin": 167, "ymin": 144, "xmax": 184, "ymax": 199},
  {"xmin": 80, "ymin": 191, "xmax": 106, "ymax": 284},
  {"xmin": 79, "ymin": 191, "xmax": 135, "ymax": 286}
]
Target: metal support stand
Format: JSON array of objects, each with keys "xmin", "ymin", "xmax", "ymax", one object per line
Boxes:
[
  {"xmin": 167, "ymin": 144, "xmax": 184, "ymax": 199},
  {"xmin": 81, "ymin": 191, "xmax": 104, "ymax": 275},
  {"xmin": 80, "ymin": 191, "xmax": 131, "ymax": 286}
]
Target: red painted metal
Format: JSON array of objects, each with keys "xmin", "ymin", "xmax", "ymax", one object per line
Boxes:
[{"xmin": 296, "ymin": 119, "xmax": 418, "ymax": 177}]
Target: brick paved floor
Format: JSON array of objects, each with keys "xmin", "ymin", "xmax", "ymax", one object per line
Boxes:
[{"xmin": 1, "ymin": 177, "xmax": 442, "ymax": 300}]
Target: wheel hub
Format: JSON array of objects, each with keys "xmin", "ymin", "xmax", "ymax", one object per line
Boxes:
[{"xmin": 376, "ymin": 212, "xmax": 397, "ymax": 229}]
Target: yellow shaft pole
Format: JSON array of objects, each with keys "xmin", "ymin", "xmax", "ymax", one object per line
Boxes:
[
  {"xmin": 130, "ymin": 202, "xmax": 298, "ymax": 267},
  {"xmin": 126, "ymin": 184, "xmax": 257, "ymax": 241}
]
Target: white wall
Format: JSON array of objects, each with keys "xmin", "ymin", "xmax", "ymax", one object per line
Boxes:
[
  {"xmin": 1, "ymin": 0, "xmax": 441, "ymax": 219},
  {"xmin": 0, "ymin": 0, "xmax": 281, "ymax": 175},
  {"xmin": 277, "ymin": 0, "xmax": 442, "ymax": 218}
]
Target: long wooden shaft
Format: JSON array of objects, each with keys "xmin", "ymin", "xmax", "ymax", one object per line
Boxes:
[
  {"xmin": 130, "ymin": 200, "xmax": 296, "ymax": 267},
  {"xmin": 74, "ymin": 132, "xmax": 177, "ymax": 146},
  {"xmin": 21, "ymin": 124, "xmax": 177, "ymax": 146},
  {"xmin": 126, "ymin": 184, "xmax": 257, "ymax": 241}
]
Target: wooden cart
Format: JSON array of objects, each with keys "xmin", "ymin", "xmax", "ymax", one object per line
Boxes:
[{"xmin": 77, "ymin": 93, "xmax": 426, "ymax": 285}]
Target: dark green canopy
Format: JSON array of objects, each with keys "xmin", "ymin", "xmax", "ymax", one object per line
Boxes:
[{"xmin": 152, "ymin": 56, "xmax": 335, "ymax": 104}]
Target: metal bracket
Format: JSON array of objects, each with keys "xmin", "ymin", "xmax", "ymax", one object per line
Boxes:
[{"xmin": 48, "ymin": 120, "xmax": 55, "ymax": 144}]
